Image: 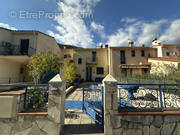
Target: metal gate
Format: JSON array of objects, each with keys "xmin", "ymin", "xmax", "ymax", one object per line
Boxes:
[{"xmin": 82, "ymin": 84, "xmax": 104, "ymax": 130}]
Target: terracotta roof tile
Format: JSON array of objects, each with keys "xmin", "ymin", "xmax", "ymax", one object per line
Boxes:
[{"xmin": 149, "ymin": 57, "xmax": 180, "ymax": 62}]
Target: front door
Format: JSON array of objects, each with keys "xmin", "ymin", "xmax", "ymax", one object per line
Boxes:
[{"xmin": 86, "ymin": 67, "xmax": 92, "ymax": 81}]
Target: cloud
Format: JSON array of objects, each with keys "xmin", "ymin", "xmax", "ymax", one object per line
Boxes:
[
  {"xmin": 91, "ymin": 22, "xmax": 104, "ymax": 31},
  {"xmin": 48, "ymin": 0, "xmax": 101, "ymax": 48},
  {"xmin": 159, "ymin": 19, "xmax": 180, "ymax": 43},
  {"xmin": 137, "ymin": 20, "xmax": 168, "ymax": 45},
  {"xmin": 91, "ymin": 21, "xmax": 106, "ymax": 39},
  {"xmin": 107, "ymin": 18, "xmax": 180, "ymax": 47},
  {"xmin": 121, "ymin": 17, "xmax": 137, "ymax": 23},
  {"xmin": 0, "ymin": 23, "xmax": 17, "ymax": 30}
]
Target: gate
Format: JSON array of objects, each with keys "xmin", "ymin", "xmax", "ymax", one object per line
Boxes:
[{"xmin": 82, "ymin": 84, "xmax": 104, "ymax": 130}]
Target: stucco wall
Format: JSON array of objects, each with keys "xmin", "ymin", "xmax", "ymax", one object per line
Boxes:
[
  {"xmin": 0, "ymin": 28, "xmax": 12, "ymax": 43},
  {"xmin": 0, "ymin": 60, "xmax": 21, "ymax": 84},
  {"xmin": 110, "ymin": 47, "xmax": 157, "ymax": 77},
  {"xmin": 73, "ymin": 48, "xmax": 109, "ymax": 81},
  {"xmin": 36, "ymin": 33, "xmax": 61, "ymax": 56},
  {"xmin": 12, "ymin": 32, "xmax": 37, "ymax": 56}
]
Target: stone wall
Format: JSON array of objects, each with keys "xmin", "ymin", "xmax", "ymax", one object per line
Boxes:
[
  {"xmin": 0, "ymin": 74, "xmax": 65, "ymax": 135},
  {"xmin": 107, "ymin": 114, "xmax": 180, "ymax": 135},
  {"xmin": 0, "ymin": 115, "xmax": 60, "ymax": 135},
  {"xmin": 16, "ymin": 93, "xmax": 25, "ymax": 113},
  {"xmin": 103, "ymin": 74, "xmax": 180, "ymax": 135}
]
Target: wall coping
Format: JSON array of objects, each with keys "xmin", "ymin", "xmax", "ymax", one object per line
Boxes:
[
  {"xmin": 0, "ymin": 90, "xmax": 25, "ymax": 95},
  {"xmin": 117, "ymin": 110, "xmax": 180, "ymax": 115},
  {"xmin": 17, "ymin": 111, "xmax": 48, "ymax": 116}
]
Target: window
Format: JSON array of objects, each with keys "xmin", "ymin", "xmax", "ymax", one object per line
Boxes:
[
  {"xmin": 64, "ymin": 55, "xmax": 67, "ymax": 58},
  {"xmin": 64, "ymin": 54, "xmax": 71, "ymax": 58},
  {"xmin": 120, "ymin": 50, "xmax": 126, "ymax": 64},
  {"xmin": 166, "ymin": 52, "xmax": 170, "ymax": 56},
  {"xmin": 141, "ymin": 50, "xmax": 145, "ymax": 56},
  {"xmin": 142, "ymin": 68, "xmax": 148, "ymax": 74},
  {"xmin": 92, "ymin": 51, "xmax": 96, "ymax": 62},
  {"xmin": 20, "ymin": 39, "xmax": 29, "ymax": 55},
  {"xmin": 131, "ymin": 50, "xmax": 135, "ymax": 57},
  {"xmin": 96, "ymin": 67, "xmax": 104, "ymax": 74},
  {"xmin": 78, "ymin": 58, "xmax": 82, "ymax": 64}
]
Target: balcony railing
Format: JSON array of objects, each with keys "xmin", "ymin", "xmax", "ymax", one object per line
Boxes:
[
  {"xmin": 86, "ymin": 57, "xmax": 98, "ymax": 65},
  {"xmin": 0, "ymin": 44, "xmax": 36, "ymax": 56}
]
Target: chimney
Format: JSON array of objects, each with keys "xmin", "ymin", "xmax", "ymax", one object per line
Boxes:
[
  {"xmin": 152, "ymin": 38, "xmax": 161, "ymax": 46},
  {"xmin": 63, "ymin": 46, "xmax": 67, "ymax": 49},
  {"xmin": 99, "ymin": 43, "xmax": 103, "ymax": 48},
  {"xmin": 128, "ymin": 39, "xmax": 134, "ymax": 47},
  {"xmin": 142, "ymin": 44, "xmax": 145, "ymax": 47},
  {"xmin": 105, "ymin": 44, "xmax": 109, "ymax": 48}
]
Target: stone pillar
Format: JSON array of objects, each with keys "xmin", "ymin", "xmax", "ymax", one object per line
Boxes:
[
  {"xmin": 103, "ymin": 74, "xmax": 118, "ymax": 135},
  {"xmin": 48, "ymin": 74, "xmax": 66, "ymax": 135}
]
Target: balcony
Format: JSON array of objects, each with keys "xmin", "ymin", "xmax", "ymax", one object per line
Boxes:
[
  {"xmin": 86, "ymin": 57, "xmax": 98, "ymax": 65},
  {"xmin": 0, "ymin": 43, "xmax": 35, "ymax": 56}
]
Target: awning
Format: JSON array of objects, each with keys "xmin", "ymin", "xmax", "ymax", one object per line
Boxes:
[{"xmin": 120, "ymin": 65, "xmax": 150, "ymax": 69}]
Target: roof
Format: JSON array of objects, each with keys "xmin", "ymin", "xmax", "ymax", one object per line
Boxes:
[
  {"xmin": 149, "ymin": 57, "xmax": 180, "ymax": 62},
  {"xmin": 58, "ymin": 43, "xmax": 80, "ymax": 49},
  {"xmin": 152, "ymin": 44, "xmax": 180, "ymax": 47},
  {"xmin": 0, "ymin": 27, "xmax": 55, "ymax": 39},
  {"xmin": 110, "ymin": 46, "xmax": 156, "ymax": 50},
  {"xmin": 75, "ymin": 47, "xmax": 108, "ymax": 51},
  {"xmin": 162, "ymin": 44, "xmax": 180, "ymax": 48}
]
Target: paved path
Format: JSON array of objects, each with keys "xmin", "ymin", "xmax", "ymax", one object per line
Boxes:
[{"xmin": 61, "ymin": 86, "xmax": 104, "ymax": 135}]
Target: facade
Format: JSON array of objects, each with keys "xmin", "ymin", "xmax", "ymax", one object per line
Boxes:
[
  {"xmin": 62, "ymin": 44, "xmax": 157, "ymax": 81},
  {"xmin": 62, "ymin": 48, "xmax": 109, "ymax": 81},
  {"xmin": 0, "ymin": 27, "xmax": 61, "ymax": 84},
  {"xmin": 148, "ymin": 57, "xmax": 180, "ymax": 75},
  {"xmin": 109, "ymin": 46, "xmax": 157, "ymax": 78},
  {"xmin": 152, "ymin": 39, "xmax": 180, "ymax": 57}
]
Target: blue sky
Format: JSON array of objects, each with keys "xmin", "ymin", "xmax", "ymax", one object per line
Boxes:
[{"xmin": 0, "ymin": 0, "xmax": 180, "ymax": 48}]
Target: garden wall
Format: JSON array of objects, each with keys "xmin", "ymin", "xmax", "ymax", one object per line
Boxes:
[
  {"xmin": 103, "ymin": 74, "xmax": 180, "ymax": 135},
  {"xmin": 0, "ymin": 74, "xmax": 65, "ymax": 135}
]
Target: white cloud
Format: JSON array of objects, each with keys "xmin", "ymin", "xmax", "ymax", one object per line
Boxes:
[
  {"xmin": 159, "ymin": 19, "xmax": 180, "ymax": 43},
  {"xmin": 91, "ymin": 22, "xmax": 104, "ymax": 31},
  {"xmin": 90, "ymin": 21, "xmax": 106, "ymax": 39},
  {"xmin": 0, "ymin": 23, "xmax": 17, "ymax": 30},
  {"xmin": 48, "ymin": 0, "xmax": 101, "ymax": 48},
  {"xmin": 137, "ymin": 20, "xmax": 167, "ymax": 45},
  {"xmin": 121, "ymin": 17, "xmax": 137, "ymax": 23},
  {"xmin": 107, "ymin": 21, "xmax": 141, "ymax": 46},
  {"xmin": 107, "ymin": 18, "xmax": 180, "ymax": 47}
]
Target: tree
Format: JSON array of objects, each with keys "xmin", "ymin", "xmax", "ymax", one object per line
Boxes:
[
  {"xmin": 27, "ymin": 51, "xmax": 60, "ymax": 84},
  {"xmin": 63, "ymin": 59, "xmax": 76, "ymax": 86}
]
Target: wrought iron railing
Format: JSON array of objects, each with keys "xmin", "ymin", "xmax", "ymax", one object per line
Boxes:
[
  {"xmin": 86, "ymin": 57, "xmax": 98, "ymax": 64},
  {"xmin": 24, "ymin": 84, "xmax": 49, "ymax": 110},
  {"xmin": 0, "ymin": 84, "xmax": 49, "ymax": 111},
  {"xmin": 0, "ymin": 44, "xmax": 36, "ymax": 56},
  {"xmin": 117, "ymin": 83, "xmax": 180, "ymax": 112}
]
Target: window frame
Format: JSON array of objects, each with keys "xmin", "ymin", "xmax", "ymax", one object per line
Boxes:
[
  {"xmin": 131, "ymin": 50, "xmax": 135, "ymax": 57},
  {"xmin": 96, "ymin": 67, "xmax": 104, "ymax": 75},
  {"xmin": 78, "ymin": 58, "xmax": 82, "ymax": 64},
  {"xmin": 141, "ymin": 50, "xmax": 145, "ymax": 57}
]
